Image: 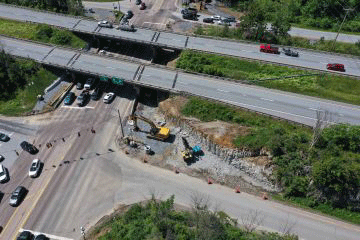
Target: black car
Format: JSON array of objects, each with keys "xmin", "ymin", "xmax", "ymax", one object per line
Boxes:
[
  {"xmin": 223, "ymin": 16, "xmax": 236, "ymax": 23},
  {"xmin": 16, "ymin": 231, "xmax": 33, "ymax": 240},
  {"xmin": 283, "ymin": 48, "xmax": 299, "ymax": 57},
  {"xmin": 88, "ymin": 8, "xmax": 95, "ymax": 13},
  {"xmin": 84, "ymin": 78, "xmax": 96, "ymax": 90},
  {"xmin": 182, "ymin": 13, "xmax": 197, "ymax": 20},
  {"xmin": 135, "ymin": 0, "xmax": 141, "ymax": 5},
  {"xmin": 77, "ymin": 90, "xmax": 90, "ymax": 106},
  {"xmin": 20, "ymin": 141, "xmax": 38, "ymax": 154},
  {"xmin": 64, "ymin": 92, "xmax": 76, "ymax": 105},
  {"xmin": 181, "ymin": 7, "xmax": 197, "ymax": 15},
  {"xmin": 0, "ymin": 132, "xmax": 10, "ymax": 142},
  {"xmin": 76, "ymin": 82, "xmax": 83, "ymax": 90},
  {"xmin": 9, "ymin": 186, "xmax": 27, "ymax": 207},
  {"xmin": 203, "ymin": 17, "xmax": 214, "ymax": 23},
  {"xmin": 34, "ymin": 234, "xmax": 49, "ymax": 240},
  {"xmin": 124, "ymin": 10, "xmax": 134, "ymax": 20},
  {"xmin": 91, "ymin": 88, "xmax": 103, "ymax": 101}
]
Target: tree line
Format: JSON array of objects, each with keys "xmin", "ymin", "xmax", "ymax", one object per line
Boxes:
[
  {"xmin": 0, "ymin": 49, "xmax": 39, "ymax": 101},
  {"xmin": 223, "ymin": 0, "xmax": 360, "ymax": 43},
  {"xmin": 0, "ymin": 0, "xmax": 84, "ymax": 15}
]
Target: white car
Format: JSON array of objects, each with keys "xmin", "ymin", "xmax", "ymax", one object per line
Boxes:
[
  {"xmin": 0, "ymin": 164, "xmax": 9, "ymax": 183},
  {"xmin": 103, "ymin": 92, "xmax": 115, "ymax": 103},
  {"xmin": 29, "ymin": 159, "xmax": 41, "ymax": 178},
  {"xmin": 98, "ymin": 20, "xmax": 113, "ymax": 28},
  {"xmin": 211, "ymin": 15, "xmax": 222, "ymax": 21}
]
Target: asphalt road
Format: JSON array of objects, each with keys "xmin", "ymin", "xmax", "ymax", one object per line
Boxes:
[
  {"xmin": 1, "ymin": 3, "xmax": 360, "ymax": 77},
  {"xmin": 6, "ymin": 100, "xmax": 359, "ymax": 240},
  {"xmin": 3, "ymin": 36, "xmax": 360, "ymax": 127},
  {"xmin": 0, "ymin": 83, "xmax": 136, "ymax": 240}
]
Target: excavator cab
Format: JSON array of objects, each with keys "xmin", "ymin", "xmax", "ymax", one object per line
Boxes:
[{"xmin": 129, "ymin": 114, "xmax": 170, "ymax": 141}]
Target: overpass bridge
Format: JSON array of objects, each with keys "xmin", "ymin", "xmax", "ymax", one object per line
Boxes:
[
  {"xmin": 3, "ymin": 36, "xmax": 360, "ymax": 127},
  {"xmin": 1, "ymin": 3, "xmax": 360, "ymax": 77}
]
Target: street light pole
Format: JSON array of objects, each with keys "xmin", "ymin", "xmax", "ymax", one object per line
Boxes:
[
  {"xmin": 118, "ymin": 109, "xmax": 125, "ymax": 138},
  {"xmin": 332, "ymin": 8, "xmax": 354, "ymax": 50}
]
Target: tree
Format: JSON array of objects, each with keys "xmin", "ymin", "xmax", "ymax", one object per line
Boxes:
[{"xmin": 312, "ymin": 156, "xmax": 360, "ymax": 207}]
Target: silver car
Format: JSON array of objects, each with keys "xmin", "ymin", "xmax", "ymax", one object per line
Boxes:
[
  {"xmin": 0, "ymin": 164, "xmax": 9, "ymax": 183},
  {"xmin": 98, "ymin": 20, "xmax": 113, "ymax": 28},
  {"xmin": 29, "ymin": 159, "xmax": 41, "ymax": 178}
]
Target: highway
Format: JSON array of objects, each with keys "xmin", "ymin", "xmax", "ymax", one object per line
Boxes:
[
  {"xmin": 0, "ymin": 96, "xmax": 359, "ymax": 240},
  {"xmin": 3, "ymin": 36, "xmax": 360, "ymax": 127},
  {"xmin": 1, "ymin": 3, "xmax": 360, "ymax": 77}
]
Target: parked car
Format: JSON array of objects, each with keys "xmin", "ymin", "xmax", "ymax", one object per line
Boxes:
[
  {"xmin": 20, "ymin": 141, "xmax": 38, "ymax": 154},
  {"xmin": 0, "ymin": 164, "xmax": 9, "ymax": 183},
  {"xmin": 84, "ymin": 78, "xmax": 96, "ymax": 90},
  {"xmin": 103, "ymin": 92, "xmax": 115, "ymax": 104},
  {"xmin": 0, "ymin": 154, "xmax": 4, "ymax": 162},
  {"xmin": 34, "ymin": 234, "xmax": 49, "ymax": 240},
  {"xmin": 327, "ymin": 63, "xmax": 345, "ymax": 72},
  {"xmin": 124, "ymin": 10, "xmax": 134, "ymax": 20},
  {"xmin": 139, "ymin": 2, "xmax": 146, "ymax": 10},
  {"xmin": 215, "ymin": 20, "xmax": 230, "ymax": 26},
  {"xmin": 16, "ymin": 231, "xmax": 33, "ymax": 240},
  {"xmin": 211, "ymin": 15, "xmax": 222, "ymax": 21},
  {"xmin": 29, "ymin": 159, "xmax": 41, "ymax": 178},
  {"xmin": 182, "ymin": 13, "xmax": 197, "ymax": 20},
  {"xmin": 181, "ymin": 7, "xmax": 197, "ymax": 15},
  {"xmin": 76, "ymin": 82, "xmax": 83, "ymax": 90},
  {"xmin": 98, "ymin": 20, "xmax": 113, "ymax": 28},
  {"xmin": 91, "ymin": 88, "xmax": 103, "ymax": 101},
  {"xmin": 283, "ymin": 48, "xmax": 299, "ymax": 57},
  {"xmin": 135, "ymin": 0, "xmax": 141, "ymax": 5},
  {"xmin": 203, "ymin": 18, "xmax": 214, "ymax": 23},
  {"xmin": 77, "ymin": 90, "xmax": 90, "ymax": 107},
  {"xmin": 223, "ymin": 16, "xmax": 236, "ymax": 23},
  {"xmin": 9, "ymin": 186, "xmax": 27, "ymax": 207},
  {"xmin": 0, "ymin": 133, "xmax": 10, "ymax": 142},
  {"xmin": 64, "ymin": 92, "xmax": 75, "ymax": 105}
]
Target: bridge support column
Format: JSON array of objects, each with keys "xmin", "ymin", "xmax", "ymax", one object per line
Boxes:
[{"xmin": 151, "ymin": 46, "xmax": 159, "ymax": 63}]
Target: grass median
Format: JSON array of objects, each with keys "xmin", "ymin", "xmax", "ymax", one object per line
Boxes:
[
  {"xmin": 176, "ymin": 50, "xmax": 360, "ymax": 106},
  {"xmin": 0, "ymin": 18, "xmax": 87, "ymax": 49}
]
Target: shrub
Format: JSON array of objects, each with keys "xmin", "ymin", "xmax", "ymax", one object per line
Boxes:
[{"xmin": 50, "ymin": 30, "xmax": 72, "ymax": 45}]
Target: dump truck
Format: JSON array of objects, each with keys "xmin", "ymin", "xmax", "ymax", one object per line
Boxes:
[
  {"xmin": 129, "ymin": 114, "xmax": 170, "ymax": 141},
  {"xmin": 260, "ymin": 44, "xmax": 279, "ymax": 54}
]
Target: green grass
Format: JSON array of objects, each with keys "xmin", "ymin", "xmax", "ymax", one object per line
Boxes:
[
  {"xmin": 0, "ymin": 67, "xmax": 57, "ymax": 116},
  {"xmin": 176, "ymin": 50, "xmax": 360, "ymax": 106},
  {"xmin": 194, "ymin": 26, "xmax": 360, "ymax": 57},
  {"xmin": 85, "ymin": 0, "xmax": 122, "ymax": 2},
  {"xmin": 272, "ymin": 195, "xmax": 360, "ymax": 225},
  {"xmin": 0, "ymin": 19, "xmax": 87, "ymax": 49}
]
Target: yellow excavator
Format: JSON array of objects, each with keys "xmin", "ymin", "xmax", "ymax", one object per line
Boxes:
[
  {"xmin": 129, "ymin": 114, "xmax": 170, "ymax": 141},
  {"xmin": 181, "ymin": 137, "xmax": 193, "ymax": 162}
]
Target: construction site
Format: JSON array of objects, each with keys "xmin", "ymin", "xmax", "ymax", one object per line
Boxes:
[{"xmin": 119, "ymin": 90, "xmax": 278, "ymax": 196}]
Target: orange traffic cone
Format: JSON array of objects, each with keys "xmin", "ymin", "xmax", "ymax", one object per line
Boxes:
[
  {"xmin": 207, "ymin": 177, "xmax": 213, "ymax": 184},
  {"xmin": 234, "ymin": 186, "xmax": 241, "ymax": 193}
]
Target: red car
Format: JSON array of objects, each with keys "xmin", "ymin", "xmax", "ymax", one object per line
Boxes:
[
  {"xmin": 139, "ymin": 2, "xmax": 146, "ymax": 10},
  {"xmin": 327, "ymin": 63, "xmax": 345, "ymax": 72}
]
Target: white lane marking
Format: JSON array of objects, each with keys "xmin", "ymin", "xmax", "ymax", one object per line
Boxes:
[
  {"xmin": 217, "ymin": 89, "xmax": 229, "ymax": 93},
  {"xmin": 17, "ymin": 48, "xmax": 24, "ymax": 51},
  {"xmin": 308, "ymin": 107, "xmax": 318, "ymax": 111},
  {"xmin": 61, "ymin": 105, "xmax": 95, "ymax": 109},
  {"xmin": 260, "ymin": 97, "xmax": 274, "ymax": 102},
  {"xmin": 219, "ymin": 98, "xmax": 330, "ymax": 124},
  {"xmin": 143, "ymin": 22, "xmax": 167, "ymax": 25},
  {"xmin": 106, "ymin": 66, "xmax": 114, "ymax": 69},
  {"xmin": 20, "ymin": 229, "xmax": 74, "ymax": 240}
]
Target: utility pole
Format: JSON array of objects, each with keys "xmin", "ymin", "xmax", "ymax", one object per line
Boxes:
[
  {"xmin": 118, "ymin": 109, "xmax": 125, "ymax": 138},
  {"xmin": 332, "ymin": 8, "xmax": 354, "ymax": 51}
]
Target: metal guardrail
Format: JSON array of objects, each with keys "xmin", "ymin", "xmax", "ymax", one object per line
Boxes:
[{"xmin": 1, "ymin": 2, "xmax": 360, "ymax": 60}]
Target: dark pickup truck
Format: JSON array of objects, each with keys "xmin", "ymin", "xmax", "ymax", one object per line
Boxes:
[{"xmin": 283, "ymin": 48, "xmax": 299, "ymax": 57}]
